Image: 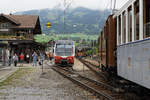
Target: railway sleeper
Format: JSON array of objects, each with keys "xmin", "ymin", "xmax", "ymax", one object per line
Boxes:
[
  {"xmin": 80, "ymin": 60, "xmax": 150, "ymax": 99},
  {"xmin": 53, "ymin": 68, "xmax": 115, "ymax": 100}
]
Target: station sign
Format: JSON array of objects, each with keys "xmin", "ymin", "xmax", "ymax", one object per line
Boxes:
[{"xmin": 46, "ymin": 22, "xmax": 51, "ymax": 28}]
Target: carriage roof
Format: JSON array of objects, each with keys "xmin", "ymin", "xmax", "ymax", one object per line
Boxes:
[{"xmin": 113, "ymin": 0, "xmax": 136, "ymax": 18}]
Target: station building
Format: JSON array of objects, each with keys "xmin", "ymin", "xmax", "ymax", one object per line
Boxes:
[{"xmin": 0, "ymin": 14, "xmax": 44, "ymax": 66}]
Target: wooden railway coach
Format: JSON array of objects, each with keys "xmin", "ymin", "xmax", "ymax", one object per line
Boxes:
[
  {"xmin": 99, "ymin": 0, "xmax": 150, "ymax": 90},
  {"xmin": 98, "ymin": 15, "xmax": 117, "ymax": 73}
]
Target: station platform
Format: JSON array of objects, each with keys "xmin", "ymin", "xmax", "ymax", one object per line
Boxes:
[
  {"xmin": 0, "ymin": 67, "xmax": 18, "ymax": 83},
  {"xmin": 0, "ymin": 63, "xmax": 36, "ymax": 83}
]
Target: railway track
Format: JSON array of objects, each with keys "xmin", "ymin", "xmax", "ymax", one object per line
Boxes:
[
  {"xmin": 79, "ymin": 59, "xmax": 150, "ymax": 100},
  {"xmin": 52, "ymin": 66, "xmax": 124, "ymax": 100}
]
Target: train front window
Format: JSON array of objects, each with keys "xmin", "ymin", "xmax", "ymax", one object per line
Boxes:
[
  {"xmin": 144, "ymin": 0, "xmax": 150, "ymax": 38},
  {"xmin": 56, "ymin": 44, "xmax": 73, "ymax": 56}
]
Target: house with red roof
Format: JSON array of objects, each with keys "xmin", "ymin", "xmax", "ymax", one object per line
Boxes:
[{"xmin": 0, "ymin": 14, "xmax": 44, "ymax": 66}]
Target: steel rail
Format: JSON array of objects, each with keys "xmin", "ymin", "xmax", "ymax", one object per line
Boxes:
[
  {"xmin": 60, "ymin": 67, "xmax": 117, "ymax": 93},
  {"xmin": 52, "ymin": 66, "xmax": 123, "ymax": 100},
  {"xmin": 79, "ymin": 59, "xmax": 108, "ymax": 81}
]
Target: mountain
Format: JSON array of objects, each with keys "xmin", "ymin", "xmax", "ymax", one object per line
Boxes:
[{"xmin": 14, "ymin": 7, "xmax": 110, "ymax": 35}]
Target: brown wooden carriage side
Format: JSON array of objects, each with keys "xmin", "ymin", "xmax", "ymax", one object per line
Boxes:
[{"xmin": 98, "ymin": 15, "xmax": 117, "ymax": 72}]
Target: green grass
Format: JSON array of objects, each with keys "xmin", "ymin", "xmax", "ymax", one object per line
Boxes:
[
  {"xmin": 0, "ymin": 68, "xmax": 33, "ymax": 87},
  {"xmin": 55, "ymin": 33, "xmax": 98, "ymax": 40},
  {"xmin": 34, "ymin": 33, "xmax": 99, "ymax": 44}
]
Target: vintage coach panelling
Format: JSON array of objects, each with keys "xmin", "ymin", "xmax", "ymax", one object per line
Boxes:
[{"xmin": 99, "ymin": 15, "xmax": 117, "ymax": 69}]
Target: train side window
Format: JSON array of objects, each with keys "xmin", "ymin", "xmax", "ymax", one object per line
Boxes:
[
  {"xmin": 102, "ymin": 30, "xmax": 106, "ymax": 51},
  {"xmin": 128, "ymin": 7, "xmax": 132, "ymax": 42},
  {"xmin": 118, "ymin": 15, "xmax": 121, "ymax": 44},
  {"xmin": 114, "ymin": 18, "xmax": 117, "ymax": 43},
  {"xmin": 144, "ymin": 0, "xmax": 150, "ymax": 38},
  {"xmin": 134, "ymin": 1, "xmax": 140, "ymax": 40},
  {"xmin": 123, "ymin": 12, "xmax": 126, "ymax": 43}
]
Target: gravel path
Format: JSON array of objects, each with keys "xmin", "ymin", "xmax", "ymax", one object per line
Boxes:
[{"xmin": 0, "ymin": 62, "xmax": 99, "ymax": 100}]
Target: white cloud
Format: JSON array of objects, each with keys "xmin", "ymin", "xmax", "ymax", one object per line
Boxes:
[{"xmin": 0, "ymin": 0, "xmax": 128, "ymax": 14}]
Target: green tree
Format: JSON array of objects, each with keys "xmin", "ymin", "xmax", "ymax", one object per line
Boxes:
[{"xmin": 34, "ymin": 34, "xmax": 53, "ymax": 44}]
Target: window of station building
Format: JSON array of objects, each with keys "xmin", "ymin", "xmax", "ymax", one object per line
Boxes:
[
  {"xmin": 118, "ymin": 15, "xmax": 121, "ymax": 44},
  {"xmin": 134, "ymin": 1, "xmax": 140, "ymax": 40},
  {"xmin": 144, "ymin": 0, "xmax": 150, "ymax": 38},
  {"xmin": 123, "ymin": 12, "xmax": 126, "ymax": 43},
  {"xmin": 0, "ymin": 23, "xmax": 10, "ymax": 29},
  {"xmin": 128, "ymin": 7, "xmax": 132, "ymax": 42},
  {"xmin": 0, "ymin": 23, "xmax": 3, "ymax": 29}
]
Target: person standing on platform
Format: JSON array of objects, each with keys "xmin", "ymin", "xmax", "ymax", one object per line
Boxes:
[
  {"xmin": 20, "ymin": 53, "xmax": 24, "ymax": 67},
  {"xmin": 13, "ymin": 54, "xmax": 18, "ymax": 67},
  {"xmin": 32, "ymin": 52, "xmax": 37, "ymax": 66},
  {"xmin": 8, "ymin": 55, "xmax": 11, "ymax": 66}
]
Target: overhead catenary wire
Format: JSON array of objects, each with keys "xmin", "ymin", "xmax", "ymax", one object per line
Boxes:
[
  {"xmin": 103, "ymin": 0, "xmax": 112, "ymax": 17},
  {"xmin": 112, "ymin": 0, "xmax": 116, "ymax": 13},
  {"xmin": 98, "ymin": 0, "xmax": 111, "ymax": 32},
  {"xmin": 110, "ymin": 0, "xmax": 117, "ymax": 14},
  {"xmin": 110, "ymin": 0, "xmax": 112, "ymax": 10},
  {"xmin": 98, "ymin": 0, "xmax": 116, "ymax": 33}
]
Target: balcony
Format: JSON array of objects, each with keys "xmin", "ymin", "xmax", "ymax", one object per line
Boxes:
[{"xmin": 0, "ymin": 35, "xmax": 33, "ymax": 40}]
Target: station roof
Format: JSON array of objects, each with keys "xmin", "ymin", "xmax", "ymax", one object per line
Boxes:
[{"xmin": 0, "ymin": 14, "xmax": 40, "ymax": 29}]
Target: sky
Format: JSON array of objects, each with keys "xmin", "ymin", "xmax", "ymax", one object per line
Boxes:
[{"xmin": 0, "ymin": 0, "xmax": 128, "ymax": 14}]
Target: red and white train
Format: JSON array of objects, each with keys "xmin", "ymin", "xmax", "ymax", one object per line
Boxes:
[{"xmin": 54, "ymin": 40, "xmax": 75, "ymax": 67}]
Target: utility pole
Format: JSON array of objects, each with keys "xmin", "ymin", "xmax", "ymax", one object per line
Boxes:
[
  {"xmin": 112, "ymin": 0, "xmax": 116, "ymax": 13},
  {"xmin": 63, "ymin": 0, "xmax": 73, "ymax": 34},
  {"xmin": 113, "ymin": 0, "xmax": 116, "ymax": 10},
  {"xmin": 64, "ymin": 0, "xmax": 66, "ymax": 34}
]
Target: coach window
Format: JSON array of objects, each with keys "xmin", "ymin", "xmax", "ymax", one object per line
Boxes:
[
  {"xmin": 123, "ymin": 12, "xmax": 126, "ymax": 43},
  {"xmin": 118, "ymin": 15, "xmax": 121, "ymax": 44},
  {"xmin": 144, "ymin": 0, "xmax": 150, "ymax": 38},
  {"xmin": 128, "ymin": 7, "xmax": 132, "ymax": 42},
  {"xmin": 114, "ymin": 18, "xmax": 117, "ymax": 43},
  {"xmin": 102, "ymin": 30, "xmax": 106, "ymax": 52},
  {"xmin": 135, "ymin": 1, "xmax": 140, "ymax": 40}
]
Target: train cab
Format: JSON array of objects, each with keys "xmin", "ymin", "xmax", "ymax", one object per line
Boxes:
[{"xmin": 54, "ymin": 40, "xmax": 75, "ymax": 67}]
